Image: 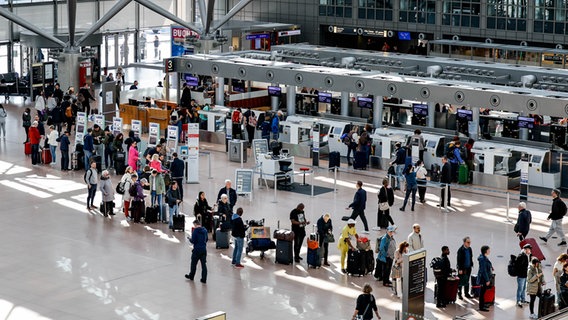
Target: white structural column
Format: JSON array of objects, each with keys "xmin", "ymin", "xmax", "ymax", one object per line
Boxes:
[
  {"xmin": 428, "ymin": 102, "xmax": 436, "ymax": 128},
  {"xmin": 373, "ymin": 96, "xmax": 383, "ymax": 128},
  {"xmin": 471, "ymin": 107, "xmax": 480, "ymax": 140},
  {"xmin": 287, "ymin": 85, "xmax": 296, "ymax": 115},
  {"xmin": 215, "ymin": 76, "xmax": 225, "ymax": 106},
  {"xmin": 341, "ymin": 91, "xmax": 349, "ymax": 116}
]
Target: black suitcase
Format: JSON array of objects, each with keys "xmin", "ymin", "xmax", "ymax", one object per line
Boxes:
[
  {"xmin": 72, "ymin": 151, "xmax": 84, "ymax": 170},
  {"xmin": 377, "ymin": 210, "xmax": 390, "ymax": 228},
  {"xmin": 538, "ymin": 289, "xmax": 556, "ymax": 317},
  {"xmin": 347, "ymin": 250, "xmax": 366, "ymax": 276},
  {"xmin": 114, "ymin": 151, "xmax": 126, "ymax": 174},
  {"xmin": 328, "ymin": 151, "xmax": 340, "ymax": 169},
  {"xmin": 307, "ymin": 247, "xmax": 321, "ymax": 268},
  {"xmin": 430, "ymin": 164, "xmax": 440, "ymax": 182},
  {"xmin": 275, "ymin": 239, "xmax": 293, "ymax": 264},
  {"xmin": 171, "ymin": 214, "xmax": 185, "ymax": 231},
  {"xmin": 353, "ymin": 151, "xmax": 367, "ymax": 170},
  {"xmin": 363, "ymin": 250, "xmax": 375, "ymax": 274},
  {"xmin": 215, "ymin": 229, "xmax": 230, "ymax": 249},
  {"xmin": 145, "ymin": 205, "xmax": 159, "ymax": 223},
  {"xmin": 91, "ymin": 154, "xmax": 102, "ymax": 172}
]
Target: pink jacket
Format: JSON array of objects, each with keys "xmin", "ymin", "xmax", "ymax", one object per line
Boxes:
[
  {"xmin": 128, "ymin": 146, "xmax": 139, "ymax": 171},
  {"xmin": 149, "ymin": 160, "xmax": 164, "ymax": 173}
]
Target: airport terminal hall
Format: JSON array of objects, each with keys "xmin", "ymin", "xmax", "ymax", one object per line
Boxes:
[{"xmin": 4, "ymin": 0, "xmax": 568, "ymax": 320}]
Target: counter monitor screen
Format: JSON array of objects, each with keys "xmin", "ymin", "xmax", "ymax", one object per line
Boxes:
[
  {"xmin": 318, "ymin": 92, "xmax": 332, "ymax": 103},
  {"xmin": 412, "ymin": 103, "xmax": 428, "ymax": 116},
  {"xmin": 231, "ymin": 79, "xmax": 245, "ymax": 92},
  {"xmin": 518, "ymin": 116, "xmax": 535, "ymax": 129},
  {"xmin": 184, "ymin": 75, "xmax": 199, "ymax": 87},
  {"xmin": 357, "ymin": 97, "xmax": 373, "ymax": 108},
  {"xmin": 457, "ymin": 109, "xmax": 473, "ymax": 121},
  {"xmin": 398, "ymin": 31, "xmax": 411, "ymax": 40},
  {"xmin": 268, "ymin": 86, "xmax": 281, "ymax": 97}
]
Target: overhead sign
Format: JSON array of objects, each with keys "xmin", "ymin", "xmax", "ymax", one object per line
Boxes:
[
  {"xmin": 165, "ymin": 58, "xmax": 174, "ymax": 73},
  {"xmin": 246, "ymin": 33, "xmax": 270, "ymax": 40},
  {"xmin": 278, "ymin": 30, "xmax": 301, "ymax": 37},
  {"xmin": 328, "ymin": 25, "xmax": 386, "ymax": 37},
  {"xmin": 171, "ymin": 25, "xmax": 198, "ymax": 57}
]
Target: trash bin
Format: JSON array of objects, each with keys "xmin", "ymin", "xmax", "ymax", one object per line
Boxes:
[{"xmin": 229, "ymin": 139, "xmax": 247, "ymax": 163}]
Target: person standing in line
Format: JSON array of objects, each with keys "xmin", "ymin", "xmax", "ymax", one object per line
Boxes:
[
  {"xmin": 243, "ymin": 108, "xmax": 257, "ymax": 146},
  {"xmin": 98, "ymin": 170, "xmax": 115, "ymax": 217},
  {"xmin": 217, "ymin": 179, "xmax": 237, "ymax": 212},
  {"xmin": 91, "ymin": 124, "xmax": 104, "ymax": 162},
  {"xmin": 185, "ymin": 219, "xmax": 208, "ymax": 284},
  {"xmin": 121, "ymin": 168, "xmax": 134, "ymax": 219},
  {"xmin": 456, "ymin": 236, "xmax": 473, "ymax": 300},
  {"xmin": 558, "ymin": 263, "xmax": 568, "ymax": 309},
  {"xmin": 29, "ymin": 121, "xmax": 41, "ymax": 165},
  {"xmin": 261, "ymin": 114, "xmax": 271, "ymax": 144},
  {"xmin": 347, "ymin": 181, "xmax": 369, "ymax": 233},
  {"xmin": 527, "ymin": 258, "xmax": 545, "ymax": 319},
  {"xmin": 515, "ymin": 202, "xmax": 532, "ymax": 241},
  {"xmin": 540, "ymin": 189, "xmax": 568, "ymax": 246},
  {"xmin": 165, "ymin": 181, "xmax": 182, "ymax": 229},
  {"xmin": 48, "ymin": 125, "xmax": 59, "ymax": 164},
  {"xmin": 338, "ymin": 219, "xmax": 358, "ymax": 274},
  {"xmin": 271, "ymin": 110, "xmax": 282, "ymax": 141},
  {"xmin": 516, "ymin": 244, "xmax": 532, "ymax": 308},
  {"xmin": 58, "ymin": 130, "xmax": 71, "ymax": 170},
  {"xmin": 0, "ymin": 104, "xmax": 7, "ymax": 138},
  {"xmin": 439, "ymin": 156, "xmax": 452, "ymax": 207},
  {"xmin": 553, "ymin": 254, "xmax": 568, "ymax": 306},
  {"xmin": 149, "ymin": 169, "xmax": 166, "ymax": 222},
  {"xmin": 346, "ymin": 125, "xmax": 359, "ymax": 166},
  {"xmin": 317, "ymin": 213, "xmax": 333, "ymax": 266},
  {"xmin": 231, "ymin": 207, "xmax": 247, "ymax": 268},
  {"xmin": 407, "ymin": 129, "xmax": 425, "ymax": 161},
  {"xmin": 415, "ymin": 160, "xmax": 428, "ymax": 203},
  {"xmin": 389, "ymin": 142, "xmax": 406, "ymax": 191},
  {"xmin": 376, "ymin": 225, "xmax": 397, "ymax": 287},
  {"xmin": 449, "ymin": 141, "xmax": 465, "ymax": 183},
  {"xmin": 351, "ymin": 283, "xmax": 382, "ymax": 320},
  {"xmin": 127, "ymin": 140, "xmax": 140, "ymax": 172},
  {"xmin": 391, "ymin": 241, "xmax": 410, "ymax": 298},
  {"xmin": 169, "ymin": 152, "xmax": 185, "ymax": 199},
  {"xmin": 435, "ymin": 246, "xmax": 452, "ymax": 308},
  {"xmin": 407, "ymin": 224, "xmax": 423, "ymax": 252},
  {"xmin": 477, "ymin": 245, "xmax": 494, "ymax": 312},
  {"xmin": 84, "ymin": 161, "xmax": 98, "ymax": 210},
  {"xmin": 399, "ymin": 165, "xmax": 417, "ymax": 212},
  {"xmin": 290, "ymin": 203, "xmax": 310, "ymax": 263},
  {"xmin": 102, "ymin": 126, "xmax": 114, "ymax": 170},
  {"xmin": 22, "ymin": 107, "xmax": 32, "ymax": 143},
  {"xmin": 83, "ymin": 128, "xmax": 95, "ymax": 170}
]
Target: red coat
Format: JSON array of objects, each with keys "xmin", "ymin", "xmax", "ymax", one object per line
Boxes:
[{"xmin": 29, "ymin": 127, "xmax": 41, "ymax": 145}]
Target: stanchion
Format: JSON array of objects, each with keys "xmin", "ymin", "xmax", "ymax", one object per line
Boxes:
[
  {"xmin": 505, "ymin": 191, "xmax": 513, "ymax": 223},
  {"xmin": 272, "ymin": 173, "xmax": 279, "ymax": 203},
  {"xmin": 442, "ymin": 184, "xmax": 449, "ymax": 213},
  {"xmin": 311, "ymin": 169, "xmax": 315, "ymax": 198},
  {"xmin": 333, "ymin": 166, "xmax": 338, "ymax": 192},
  {"xmin": 207, "ymin": 152, "xmax": 212, "ymax": 179},
  {"xmin": 240, "ymin": 140, "xmax": 244, "ymax": 169}
]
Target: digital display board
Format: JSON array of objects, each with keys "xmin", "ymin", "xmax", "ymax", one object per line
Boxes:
[
  {"xmin": 184, "ymin": 75, "xmax": 199, "ymax": 86},
  {"xmin": 412, "ymin": 103, "xmax": 428, "ymax": 116},
  {"xmin": 268, "ymin": 86, "xmax": 281, "ymax": 96},
  {"xmin": 457, "ymin": 109, "xmax": 473, "ymax": 121},
  {"xmin": 232, "ymin": 79, "xmax": 245, "ymax": 93},
  {"xmin": 357, "ymin": 97, "xmax": 373, "ymax": 109},
  {"xmin": 518, "ymin": 116, "xmax": 535, "ymax": 129},
  {"xmin": 398, "ymin": 31, "xmax": 411, "ymax": 40},
  {"xmin": 318, "ymin": 92, "xmax": 332, "ymax": 103}
]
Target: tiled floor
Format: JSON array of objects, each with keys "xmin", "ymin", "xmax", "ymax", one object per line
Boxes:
[{"xmin": 0, "ymin": 97, "xmax": 565, "ymax": 320}]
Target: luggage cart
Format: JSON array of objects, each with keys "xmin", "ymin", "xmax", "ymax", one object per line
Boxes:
[{"xmin": 245, "ymin": 218, "xmax": 276, "ymax": 259}]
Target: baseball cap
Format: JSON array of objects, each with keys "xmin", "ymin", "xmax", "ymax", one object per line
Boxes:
[{"xmin": 347, "ymin": 219, "xmax": 356, "ymax": 225}]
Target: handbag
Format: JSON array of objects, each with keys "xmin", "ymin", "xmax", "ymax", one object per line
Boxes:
[
  {"xmin": 379, "ymin": 202, "xmax": 389, "ymax": 211},
  {"xmin": 324, "ymin": 233, "xmax": 335, "ymax": 243},
  {"xmin": 387, "ymin": 165, "xmax": 395, "ymax": 175},
  {"xmin": 391, "ymin": 263, "xmax": 402, "ymax": 278}
]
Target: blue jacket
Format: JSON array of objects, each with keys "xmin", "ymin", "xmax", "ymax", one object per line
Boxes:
[
  {"xmin": 349, "ymin": 188, "xmax": 367, "ymax": 211},
  {"xmin": 394, "ymin": 147, "xmax": 406, "ymax": 165},
  {"xmin": 83, "ymin": 134, "xmax": 94, "ymax": 152},
  {"xmin": 378, "ymin": 235, "xmax": 392, "ymax": 262},
  {"xmin": 405, "ymin": 171, "xmax": 417, "ymax": 188},
  {"xmin": 477, "ymin": 254, "xmax": 493, "ymax": 284},
  {"xmin": 59, "ymin": 134, "xmax": 70, "ymax": 151},
  {"xmin": 261, "ymin": 121, "xmax": 271, "ymax": 137},
  {"xmin": 190, "ymin": 226, "xmax": 208, "ymax": 251},
  {"xmin": 271, "ymin": 116, "xmax": 279, "ymax": 134},
  {"xmin": 450, "ymin": 147, "xmax": 464, "ymax": 164}
]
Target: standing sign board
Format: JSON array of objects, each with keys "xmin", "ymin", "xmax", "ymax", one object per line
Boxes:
[
  {"xmin": 226, "ymin": 119, "xmax": 233, "ymax": 140},
  {"xmin": 186, "ymin": 123, "xmax": 200, "ymax": 183},
  {"xmin": 402, "ymin": 249, "xmax": 426, "ymax": 319},
  {"xmin": 520, "ymin": 153, "xmax": 529, "ymax": 201},
  {"xmin": 235, "ymin": 169, "xmax": 254, "ymax": 197},
  {"xmin": 112, "ymin": 117, "xmax": 123, "ymax": 136},
  {"xmin": 94, "ymin": 114, "xmax": 105, "ymax": 130},
  {"xmin": 148, "ymin": 122, "xmax": 160, "ymax": 147},
  {"xmin": 131, "ymin": 120, "xmax": 142, "ymax": 139},
  {"xmin": 75, "ymin": 112, "xmax": 87, "ymax": 146}
]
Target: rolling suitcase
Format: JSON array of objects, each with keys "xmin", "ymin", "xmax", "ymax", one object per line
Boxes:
[
  {"xmin": 443, "ymin": 277, "xmax": 460, "ymax": 303},
  {"xmin": 24, "ymin": 142, "xmax": 32, "ymax": 155},
  {"xmin": 328, "ymin": 151, "xmax": 340, "ymax": 169},
  {"xmin": 363, "ymin": 250, "xmax": 374, "ymax": 275},
  {"xmin": 171, "ymin": 214, "xmax": 185, "ymax": 231},
  {"xmin": 215, "ymin": 229, "xmax": 230, "ymax": 249},
  {"xmin": 41, "ymin": 148, "xmax": 52, "ymax": 164},
  {"xmin": 484, "ymin": 285, "xmax": 496, "ymax": 305},
  {"xmin": 458, "ymin": 164, "xmax": 469, "ymax": 184},
  {"xmin": 114, "ymin": 151, "xmax": 126, "ymax": 175},
  {"xmin": 131, "ymin": 200, "xmax": 144, "ymax": 223},
  {"xmin": 275, "ymin": 239, "xmax": 293, "ymax": 264},
  {"xmin": 430, "ymin": 164, "xmax": 440, "ymax": 182},
  {"xmin": 520, "ymin": 238, "xmax": 545, "ymax": 261},
  {"xmin": 353, "ymin": 151, "xmax": 367, "ymax": 170},
  {"xmin": 307, "ymin": 233, "xmax": 321, "ymax": 268},
  {"xmin": 347, "ymin": 249, "xmax": 366, "ymax": 276},
  {"xmin": 145, "ymin": 205, "xmax": 159, "ymax": 223},
  {"xmin": 72, "ymin": 151, "xmax": 83, "ymax": 170},
  {"xmin": 538, "ymin": 289, "xmax": 556, "ymax": 317},
  {"xmin": 471, "ymin": 275, "xmax": 481, "ymax": 297},
  {"xmin": 91, "ymin": 155, "xmax": 102, "ymax": 173},
  {"xmin": 377, "ymin": 210, "xmax": 389, "ymax": 229}
]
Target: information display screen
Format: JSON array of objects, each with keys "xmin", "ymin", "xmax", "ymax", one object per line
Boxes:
[
  {"xmin": 412, "ymin": 103, "xmax": 428, "ymax": 116},
  {"xmin": 318, "ymin": 92, "xmax": 332, "ymax": 103},
  {"xmin": 518, "ymin": 116, "xmax": 535, "ymax": 129},
  {"xmin": 398, "ymin": 31, "xmax": 411, "ymax": 40},
  {"xmin": 357, "ymin": 97, "xmax": 373, "ymax": 108},
  {"xmin": 232, "ymin": 79, "xmax": 245, "ymax": 92},
  {"xmin": 184, "ymin": 75, "xmax": 199, "ymax": 86},
  {"xmin": 457, "ymin": 109, "xmax": 473, "ymax": 121},
  {"xmin": 268, "ymin": 86, "xmax": 281, "ymax": 96}
]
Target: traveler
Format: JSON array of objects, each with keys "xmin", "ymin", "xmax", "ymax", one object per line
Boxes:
[
  {"xmin": 317, "ymin": 213, "xmax": 333, "ymax": 266},
  {"xmin": 58, "ymin": 130, "xmax": 71, "ymax": 170},
  {"xmin": 194, "ymin": 191, "xmax": 214, "ymax": 232},
  {"xmin": 407, "ymin": 224, "xmax": 424, "ymax": 252},
  {"xmin": 554, "ymin": 254, "xmax": 568, "ymax": 305},
  {"xmin": 389, "ymin": 142, "xmax": 406, "ymax": 190},
  {"xmin": 84, "ymin": 161, "xmax": 98, "ymax": 210},
  {"xmin": 185, "ymin": 219, "xmax": 208, "ymax": 284},
  {"xmin": 217, "ymin": 179, "xmax": 237, "ymax": 212},
  {"xmin": 346, "ymin": 181, "xmax": 369, "ymax": 233},
  {"xmin": 351, "ymin": 283, "xmax": 381, "ymax": 320},
  {"xmin": 169, "ymin": 152, "xmax": 185, "ymax": 199},
  {"xmin": 22, "ymin": 107, "xmax": 32, "ymax": 143},
  {"xmin": 290, "ymin": 203, "xmax": 310, "ymax": 263},
  {"xmin": 435, "ymin": 246, "xmax": 452, "ymax": 308},
  {"xmin": 128, "ymin": 140, "xmax": 140, "ymax": 171},
  {"xmin": 0, "ymin": 104, "xmax": 7, "ymax": 138},
  {"xmin": 375, "ymin": 177, "xmax": 395, "ymax": 231},
  {"xmin": 392, "ymin": 241, "xmax": 410, "ymax": 297},
  {"xmin": 439, "ymin": 156, "xmax": 452, "ymax": 207},
  {"xmin": 540, "ymin": 189, "xmax": 568, "ymax": 246},
  {"xmin": 415, "ymin": 160, "xmax": 428, "ymax": 203},
  {"xmin": 478, "ymin": 245, "xmax": 494, "ymax": 312},
  {"xmin": 399, "ymin": 165, "xmax": 417, "ymax": 212},
  {"xmin": 83, "ymin": 128, "xmax": 95, "ymax": 170},
  {"xmin": 231, "ymin": 207, "xmax": 247, "ymax": 268},
  {"xmin": 515, "ymin": 202, "xmax": 532, "ymax": 241},
  {"xmin": 376, "ymin": 225, "xmax": 397, "ymax": 287},
  {"xmin": 166, "ymin": 181, "xmax": 182, "ymax": 229},
  {"xmin": 338, "ymin": 219, "xmax": 358, "ymax": 273},
  {"xmin": 516, "ymin": 244, "xmax": 532, "ymax": 307},
  {"xmin": 527, "ymin": 258, "xmax": 545, "ymax": 319},
  {"xmin": 456, "ymin": 236, "xmax": 473, "ymax": 300},
  {"xmin": 98, "ymin": 170, "xmax": 115, "ymax": 217},
  {"xmin": 48, "ymin": 125, "xmax": 59, "ymax": 164}
]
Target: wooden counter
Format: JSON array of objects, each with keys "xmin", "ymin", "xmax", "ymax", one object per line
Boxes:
[{"xmin": 118, "ymin": 104, "xmax": 169, "ymax": 131}]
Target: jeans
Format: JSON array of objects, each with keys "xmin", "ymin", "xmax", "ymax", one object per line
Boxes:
[
  {"xmin": 84, "ymin": 150, "xmax": 93, "ymax": 170},
  {"xmin": 272, "ymin": 131, "xmax": 279, "ymax": 141},
  {"xmin": 545, "ymin": 219, "xmax": 566, "ymax": 242},
  {"xmin": 31, "ymin": 144, "xmax": 40, "ymax": 165},
  {"xmin": 50, "ymin": 145, "xmax": 56, "ymax": 163},
  {"xmin": 349, "ymin": 209, "xmax": 369, "ymax": 232},
  {"xmin": 61, "ymin": 150, "xmax": 69, "ymax": 170},
  {"xmin": 168, "ymin": 204, "xmax": 178, "ymax": 228},
  {"xmin": 151, "ymin": 191, "xmax": 164, "ymax": 221},
  {"xmin": 0, "ymin": 121, "xmax": 5, "ymax": 136},
  {"xmin": 517, "ymin": 277, "xmax": 527, "ymax": 303},
  {"xmin": 395, "ymin": 164, "xmax": 405, "ymax": 189},
  {"xmin": 188, "ymin": 249, "xmax": 207, "ymax": 282},
  {"xmin": 232, "ymin": 237, "xmax": 244, "ymax": 265},
  {"xmin": 86, "ymin": 184, "xmax": 97, "ymax": 207},
  {"xmin": 104, "ymin": 146, "xmax": 113, "ymax": 168},
  {"xmin": 401, "ymin": 185, "xmax": 417, "ymax": 210}
]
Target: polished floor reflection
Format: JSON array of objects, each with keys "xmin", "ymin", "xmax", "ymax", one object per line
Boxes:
[{"xmin": 0, "ymin": 98, "xmax": 562, "ymax": 320}]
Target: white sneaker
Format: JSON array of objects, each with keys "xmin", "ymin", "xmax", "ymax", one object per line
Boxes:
[
  {"xmin": 530, "ymin": 314, "xmax": 537, "ymax": 319},
  {"xmin": 372, "ymin": 227, "xmax": 381, "ymax": 231},
  {"xmin": 361, "ymin": 230, "xmax": 370, "ymax": 234}
]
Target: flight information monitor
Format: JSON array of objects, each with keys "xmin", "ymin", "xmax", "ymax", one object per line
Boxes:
[
  {"xmin": 518, "ymin": 116, "xmax": 535, "ymax": 129},
  {"xmin": 268, "ymin": 86, "xmax": 282, "ymax": 96},
  {"xmin": 318, "ymin": 92, "xmax": 332, "ymax": 103},
  {"xmin": 457, "ymin": 109, "xmax": 473, "ymax": 121},
  {"xmin": 412, "ymin": 103, "xmax": 428, "ymax": 116},
  {"xmin": 357, "ymin": 97, "xmax": 373, "ymax": 108}
]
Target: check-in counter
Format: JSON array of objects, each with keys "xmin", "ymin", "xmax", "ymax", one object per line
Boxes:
[
  {"xmin": 198, "ymin": 106, "xmax": 230, "ymax": 144},
  {"xmin": 118, "ymin": 104, "xmax": 170, "ymax": 132}
]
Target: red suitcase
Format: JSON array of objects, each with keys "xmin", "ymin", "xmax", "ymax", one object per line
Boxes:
[
  {"xmin": 484, "ymin": 285, "xmax": 496, "ymax": 305},
  {"xmin": 24, "ymin": 142, "xmax": 32, "ymax": 155},
  {"xmin": 443, "ymin": 276, "xmax": 460, "ymax": 303},
  {"xmin": 42, "ymin": 148, "xmax": 52, "ymax": 164},
  {"xmin": 520, "ymin": 238, "xmax": 545, "ymax": 261}
]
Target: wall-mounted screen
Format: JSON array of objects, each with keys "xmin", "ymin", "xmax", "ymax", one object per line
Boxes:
[
  {"xmin": 398, "ymin": 31, "xmax": 411, "ymax": 40},
  {"xmin": 268, "ymin": 86, "xmax": 281, "ymax": 96},
  {"xmin": 318, "ymin": 92, "xmax": 332, "ymax": 103},
  {"xmin": 412, "ymin": 103, "xmax": 428, "ymax": 116},
  {"xmin": 518, "ymin": 116, "xmax": 535, "ymax": 129},
  {"xmin": 357, "ymin": 97, "xmax": 373, "ymax": 108},
  {"xmin": 457, "ymin": 109, "xmax": 473, "ymax": 121},
  {"xmin": 184, "ymin": 75, "xmax": 199, "ymax": 86},
  {"xmin": 232, "ymin": 79, "xmax": 245, "ymax": 93}
]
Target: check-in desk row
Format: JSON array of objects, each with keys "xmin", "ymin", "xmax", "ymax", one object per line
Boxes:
[{"xmin": 119, "ymin": 103, "xmax": 172, "ymax": 131}]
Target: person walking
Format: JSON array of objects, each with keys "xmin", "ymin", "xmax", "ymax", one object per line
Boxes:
[
  {"xmin": 540, "ymin": 189, "xmax": 568, "ymax": 246},
  {"xmin": 527, "ymin": 258, "xmax": 545, "ymax": 319},
  {"xmin": 456, "ymin": 236, "xmax": 473, "ymax": 300},
  {"xmin": 0, "ymin": 104, "xmax": 7, "ymax": 138},
  {"xmin": 415, "ymin": 160, "xmax": 428, "ymax": 203},
  {"xmin": 231, "ymin": 207, "xmax": 247, "ymax": 268},
  {"xmin": 338, "ymin": 219, "xmax": 358, "ymax": 274},
  {"xmin": 515, "ymin": 243, "xmax": 532, "ymax": 307},
  {"xmin": 351, "ymin": 283, "xmax": 382, "ymax": 320},
  {"xmin": 515, "ymin": 202, "xmax": 532, "ymax": 241},
  {"xmin": 185, "ymin": 219, "xmax": 208, "ymax": 284},
  {"xmin": 58, "ymin": 130, "xmax": 71, "ymax": 170},
  {"xmin": 98, "ymin": 170, "xmax": 115, "ymax": 217},
  {"xmin": 317, "ymin": 213, "xmax": 333, "ymax": 266},
  {"xmin": 347, "ymin": 181, "xmax": 369, "ymax": 233},
  {"xmin": 477, "ymin": 245, "xmax": 494, "ymax": 312},
  {"xmin": 84, "ymin": 161, "xmax": 98, "ymax": 210},
  {"xmin": 399, "ymin": 165, "xmax": 417, "ymax": 212},
  {"xmin": 375, "ymin": 177, "xmax": 395, "ymax": 231},
  {"xmin": 290, "ymin": 203, "xmax": 310, "ymax": 263},
  {"xmin": 389, "ymin": 142, "xmax": 406, "ymax": 191}
]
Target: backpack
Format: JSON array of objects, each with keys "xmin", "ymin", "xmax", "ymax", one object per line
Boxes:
[
  {"xmin": 508, "ymin": 254, "xmax": 518, "ymax": 277},
  {"xmin": 65, "ymin": 105, "xmax": 73, "ymax": 118},
  {"xmin": 116, "ymin": 179, "xmax": 126, "ymax": 195},
  {"xmin": 446, "ymin": 145, "xmax": 456, "ymax": 160},
  {"xmin": 375, "ymin": 234, "xmax": 386, "ymax": 253},
  {"xmin": 341, "ymin": 133, "xmax": 351, "ymax": 146},
  {"xmin": 83, "ymin": 168, "xmax": 93, "ymax": 183},
  {"xmin": 430, "ymin": 257, "xmax": 444, "ymax": 277},
  {"xmin": 232, "ymin": 110, "xmax": 241, "ymax": 123},
  {"xmin": 128, "ymin": 182, "xmax": 138, "ymax": 197}
]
